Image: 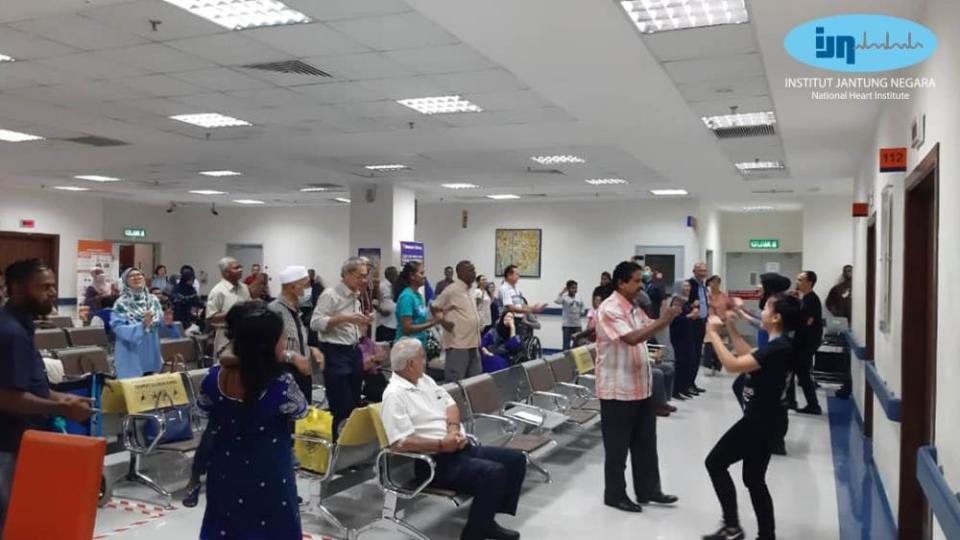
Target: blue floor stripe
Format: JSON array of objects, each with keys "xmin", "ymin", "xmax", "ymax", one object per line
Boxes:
[{"xmin": 827, "ymin": 396, "xmax": 898, "ymax": 540}]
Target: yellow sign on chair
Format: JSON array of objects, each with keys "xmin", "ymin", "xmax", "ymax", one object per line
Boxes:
[
  {"xmin": 570, "ymin": 347, "xmax": 595, "ymax": 375},
  {"xmin": 101, "ymin": 373, "xmax": 189, "ymax": 414}
]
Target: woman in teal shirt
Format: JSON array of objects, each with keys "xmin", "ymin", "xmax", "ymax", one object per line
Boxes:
[{"xmin": 393, "ymin": 261, "xmax": 445, "ymax": 348}]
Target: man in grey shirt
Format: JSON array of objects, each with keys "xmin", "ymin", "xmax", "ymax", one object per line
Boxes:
[
  {"xmin": 555, "ymin": 280, "xmax": 584, "ymax": 350},
  {"xmin": 268, "ymin": 266, "xmax": 323, "ymax": 403}
]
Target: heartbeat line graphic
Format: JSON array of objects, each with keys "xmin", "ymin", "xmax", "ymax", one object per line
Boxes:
[{"xmin": 856, "ymin": 32, "xmax": 924, "ymax": 50}]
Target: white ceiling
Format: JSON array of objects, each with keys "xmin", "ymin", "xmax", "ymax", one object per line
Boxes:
[{"xmin": 0, "ymin": 0, "xmax": 923, "ymax": 207}]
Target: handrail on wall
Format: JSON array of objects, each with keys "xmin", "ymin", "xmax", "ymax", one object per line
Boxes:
[
  {"xmin": 843, "ymin": 330, "xmax": 870, "ymax": 361},
  {"xmin": 863, "ymin": 361, "xmax": 901, "ymax": 422},
  {"xmin": 917, "ymin": 446, "xmax": 960, "ymax": 539}
]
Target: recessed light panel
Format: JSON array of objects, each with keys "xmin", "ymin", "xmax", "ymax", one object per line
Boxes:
[
  {"xmin": 170, "ymin": 113, "xmax": 252, "ymax": 128},
  {"xmin": 487, "ymin": 194, "xmax": 521, "ymax": 200},
  {"xmin": 650, "ymin": 189, "xmax": 688, "ymax": 196},
  {"xmin": 53, "ymin": 186, "xmax": 90, "ymax": 192},
  {"xmin": 531, "ymin": 155, "xmax": 585, "ymax": 165},
  {"xmin": 190, "ymin": 190, "xmax": 226, "ymax": 195},
  {"xmin": 0, "ymin": 54, "xmax": 14, "ymax": 63},
  {"xmin": 735, "ymin": 161, "xmax": 785, "ymax": 171},
  {"xmin": 585, "ymin": 178, "xmax": 629, "ymax": 185},
  {"xmin": 300, "ymin": 187, "xmax": 328, "ymax": 192},
  {"xmin": 334, "ymin": 197, "xmax": 351, "ymax": 203},
  {"xmin": 162, "ymin": 0, "xmax": 310, "ymax": 30},
  {"xmin": 200, "ymin": 170, "xmax": 242, "ymax": 177},
  {"xmin": 620, "ymin": 0, "xmax": 749, "ymax": 34},
  {"xmin": 442, "ymin": 183, "xmax": 480, "ymax": 190},
  {"xmin": 364, "ymin": 164, "xmax": 409, "ymax": 171},
  {"xmin": 702, "ymin": 112, "xmax": 776, "ymax": 130},
  {"xmin": 75, "ymin": 175, "xmax": 121, "ymax": 183},
  {"xmin": 396, "ymin": 96, "xmax": 482, "ymax": 115},
  {"xmin": 742, "ymin": 205, "xmax": 775, "ymax": 212},
  {"xmin": 0, "ymin": 128, "xmax": 43, "ymax": 142},
  {"xmin": 233, "ymin": 199, "xmax": 264, "ymax": 205}
]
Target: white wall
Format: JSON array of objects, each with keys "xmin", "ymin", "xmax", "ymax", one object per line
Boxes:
[
  {"xmin": 416, "ymin": 198, "xmax": 703, "ymax": 349},
  {"xmin": 101, "ymin": 201, "xmax": 350, "ymax": 293},
  {"xmin": 699, "ymin": 202, "xmax": 724, "ymax": 279},
  {"xmin": 850, "ymin": 0, "xmax": 960, "ymax": 535},
  {"xmin": 801, "ymin": 195, "xmax": 854, "ymax": 295},
  {"xmin": 0, "ymin": 188, "xmax": 104, "ymax": 299},
  {"xmin": 720, "ymin": 210, "xmax": 803, "ymax": 256}
]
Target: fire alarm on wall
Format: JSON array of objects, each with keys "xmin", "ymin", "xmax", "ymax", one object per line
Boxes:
[{"xmin": 19, "ymin": 219, "xmax": 35, "ymax": 229}]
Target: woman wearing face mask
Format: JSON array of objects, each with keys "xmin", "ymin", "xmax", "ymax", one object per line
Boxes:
[
  {"xmin": 641, "ymin": 267, "xmax": 666, "ymax": 319},
  {"xmin": 670, "ymin": 280, "xmax": 702, "ymax": 400},
  {"xmin": 171, "ymin": 267, "xmax": 204, "ymax": 329},
  {"xmin": 111, "ymin": 268, "xmax": 164, "ymax": 379},
  {"xmin": 84, "ymin": 267, "xmax": 116, "ymax": 311}
]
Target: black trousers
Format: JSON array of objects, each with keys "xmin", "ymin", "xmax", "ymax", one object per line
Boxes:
[
  {"xmin": 561, "ymin": 326, "xmax": 580, "ymax": 351},
  {"xmin": 705, "ymin": 412, "xmax": 788, "ymax": 540},
  {"xmin": 418, "ymin": 445, "xmax": 527, "ymax": 540},
  {"xmin": 320, "ymin": 343, "xmax": 362, "ymax": 441},
  {"xmin": 786, "ymin": 349, "xmax": 820, "ymax": 409},
  {"xmin": 691, "ymin": 319, "xmax": 706, "ymax": 385},
  {"xmin": 600, "ymin": 398, "xmax": 661, "ymax": 501},
  {"xmin": 375, "ymin": 325, "xmax": 396, "ymax": 343}
]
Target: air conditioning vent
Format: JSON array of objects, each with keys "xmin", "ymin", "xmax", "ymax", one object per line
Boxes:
[
  {"xmin": 524, "ymin": 193, "xmax": 548, "ymax": 198},
  {"xmin": 712, "ymin": 125, "xmax": 776, "ymax": 139},
  {"xmin": 63, "ymin": 135, "xmax": 129, "ymax": 147},
  {"xmin": 525, "ymin": 167, "xmax": 565, "ymax": 175},
  {"xmin": 242, "ymin": 60, "xmax": 332, "ymax": 78}
]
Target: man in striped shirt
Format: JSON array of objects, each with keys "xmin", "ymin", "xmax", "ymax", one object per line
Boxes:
[{"xmin": 597, "ymin": 260, "xmax": 681, "ymax": 513}]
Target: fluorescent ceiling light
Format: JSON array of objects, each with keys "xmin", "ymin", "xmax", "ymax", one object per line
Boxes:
[
  {"xmin": 742, "ymin": 205, "xmax": 775, "ymax": 212},
  {"xmin": 531, "ymin": 155, "xmax": 585, "ymax": 165},
  {"xmin": 585, "ymin": 178, "xmax": 629, "ymax": 185},
  {"xmin": 702, "ymin": 111, "xmax": 776, "ymax": 130},
  {"xmin": 300, "ymin": 187, "xmax": 328, "ymax": 192},
  {"xmin": 170, "ymin": 113, "xmax": 252, "ymax": 128},
  {"xmin": 199, "ymin": 170, "xmax": 242, "ymax": 177},
  {"xmin": 334, "ymin": 197, "xmax": 351, "ymax": 203},
  {"xmin": 233, "ymin": 199, "xmax": 264, "ymax": 205},
  {"xmin": 619, "ymin": 0, "xmax": 749, "ymax": 34},
  {"xmin": 0, "ymin": 128, "xmax": 44, "ymax": 142},
  {"xmin": 487, "ymin": 194, "xmax": 521, "ymax": 200},
  {"xmin": 161, "ymin": 0, "xmax": 310, "ymax": 30},
  {"xmin": 53, "ymin": 186, "xmax": 90, "ymax": 192},
  {"xmin": 75, "ymin": 175, "xmax": 121, "ymax": 183},
  {"xmin": 650, "ymin": 189, "xmax": 688, "ymax": 196},
  {"xmin": 735, "ymin": 161, "xmax": 786, "ymax": 171},
  {"xmin": 0, "ymin": 54, "xmax": 14, "ymax": 63},
  {"xmin": 190, "ymin": 190, "xmax": 226, "ymax": 195},
  {"xmin": 396, "ymin": 95, "xmax": 482, "ymax": 115},
  {"xmin": 364, "ymin": 164, "xmax": 409, "ymax": 171},
  {"xmin": 442, "ymin": 183, "xmax": 480, "ymax": 190}
]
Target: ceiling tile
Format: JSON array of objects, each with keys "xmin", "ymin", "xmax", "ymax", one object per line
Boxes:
[
  {"xmin": 332, "ymin": 100, "xmax": 418, "ymax": 120},
  {"xmin": 690, "ymin": 95, "xmax": 775, "ymax": 117},
  {"xmin": 677, "ymin": 76, "xmax": 770, "ymax": 103},
  {"xmin": 118, "ymin": 74, "xmax": 212, "ymax": 97},
  {"xmin": 328, "ymin": 12, "xmax": 459, "ymax": 51},
  {"xmin": 97, "ymin": 43, "xmax": 215, "ymax": 74},
  {"xmin": 429, "ymin": 69, "xmax": 528, "ymax": 94},
  {"xmin": 306, "ymin": 52, "xmax": 416, "ymax": 80},
  {"xmin": 459, "ymin": 89, "xmax": 553, "ymax": 112},
  {"xmin": 171, "ymin": 92, "xmax": 255, "ymax": 112},
  {"xmin": 36, "ymin": 52, "xmax": 152, "ymax": 80},
  {"xmin": 663, "ymin": 53, "xmax": 765, "ymax": 84},
  {"xmin": 0, "ymin": 25, "xmax": 78, "ymax": 59},
  {"xmin": 358, "ymin": 76, "xmax": 450, "ymax": 100},
  {"xmin": 241, "ymin": 105, "xmax": 332, "ymax": 125},
  {"xmin": 239, "ymin": 66, "xmax": 336, "ymax": 88},
  {"xmin": 0, "ymin": 59, "xmax": 78, "ymax": 86},
  {"xmin": 226, "ymin": 87, "xmax": 314, "ymax": 107},
  {"xmin": 80, "ymin": 0, "xmax": 226, "ymax": 42},
  {"xmin": 244, "ymin": 23, "xmax": 370, "ymax": 57},
  {"xmin": 643, "ymin": 24, "xmax": 758, "ymax": 62},
  {"xmin": 166, "ymin": 33, "xmax": 288, "ymax": 66},
  {"xmin": 385, "ymin": 44, "xmax": 495, "ymax": 75},
  {"xmin": 284, "ymin": 0, "xmax": 411, "ymax": 21},
  {"xmin": 11, "ymin": 14, "xmax": 148, "ymax": 51},
  {"xmin": 168, "ymin": 67, "xmax": 273, "ymax": 92},
  {"xmin": 102, "ymin": 97, "xmax": 188, "ymax": 119},
  {"xmin": 290, "ymin": 81, "xmax": 385, "ymax": 104}
]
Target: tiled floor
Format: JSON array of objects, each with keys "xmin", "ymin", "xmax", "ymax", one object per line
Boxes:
[{"xmin": 93, "ymin": 370, "xmax": 841, "ymax": 539}]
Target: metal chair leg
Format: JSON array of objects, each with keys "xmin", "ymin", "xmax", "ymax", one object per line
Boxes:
[
  {"xmin": 354, "ymin": 492, "xmax": 432, "ymax": 540},
  {"xmin": 525, "ymin": 454, "xmax": 551, "ymax": 483},
  {"xmin": 121, "ymin": 454, "xmax": 173, "ymax": 508}
]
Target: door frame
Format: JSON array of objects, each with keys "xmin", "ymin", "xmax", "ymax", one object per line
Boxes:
[
  {"xmin": 634, "ymin": 245, "xmax": 685, "ymax": 293},
  {"xmin": 0, "ymin": 231, "xmax": 60, "ymax": 280},
  {"xmin": 863, "ymin": 215, "xmax": 876, "ymax": 438},
  {"xmin": 897, "ymin": 143, "xmax": 939, "ymax": 540}
]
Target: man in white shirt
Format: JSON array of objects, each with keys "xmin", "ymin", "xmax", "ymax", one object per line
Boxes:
[
  {"xmin": 498, "ymin": 265, "xmax": 546, "ymax": 316},
  {"xmin": 205, "ymin": 257, "xmax": 250, "ymax": 359},
  {"xmin": 374, "ymin": 266, "xmax": 398, "ymax": 343},
  {"xmin": 381, "ymin": 339, "xmax": 526, "ymax": 540},
  {"xmin": 311, "ymin": 257, "xmax": 373, "ymax": 440}
]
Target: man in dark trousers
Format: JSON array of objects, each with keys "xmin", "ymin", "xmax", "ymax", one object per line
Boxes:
[
  {"xmin": 686, "ymin": 262, "xmax": 709, "ymax": 393},
  {"xmin": 789, "ymin": 271, "xmax": 823, "ymax": 414}
]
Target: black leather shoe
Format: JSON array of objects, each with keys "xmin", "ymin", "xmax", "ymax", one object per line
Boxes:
[
  {"xmin": 486, "ymin": 521, "xmax": 520, "ymax": 540},
  {"xmin": 693, "ymin": 385, "xmax": 706, "ymax": 393},
  {"xmin": 797, "ymin": 405, "xmax": 822, "ymax": 416},
  {"xmin": 604, "ymin": 498, "xmax": 643, "ymax": 513},
  {"xmin": 637, "ymin": 493, "xmax": 679, "ymax": 505},
  {"xmin": 672, "ymin": 393, "xmax": 689, "ymax": 401},
  {"xmin": 772, "ymin": 440, "xmax": 787, "ymax": 456},
  {"xmin": 182, "ymin": 482, "xmax": 201, "ymax": 508}
]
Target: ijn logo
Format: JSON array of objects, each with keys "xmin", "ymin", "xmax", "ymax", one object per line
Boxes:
[{"xmin": 785, "ymin": 15, "xmax": 937, "ymax": 73}]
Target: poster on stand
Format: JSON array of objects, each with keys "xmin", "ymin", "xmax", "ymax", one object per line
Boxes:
[
  {"xmin": 76, "ymin": 240, "xmax": 116, "ymax": 320},
  {"xmin": 358, "ymin": 248, "xmax": 382, "ymax": 277},
  {"xmin": 399, "ymin": 241, "xmax": 424, "ymax": 265}
]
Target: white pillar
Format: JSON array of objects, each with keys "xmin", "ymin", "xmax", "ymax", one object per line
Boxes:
[{"xmin": 348, "ymin": 183, "xmax": 416, "ymax": 273}]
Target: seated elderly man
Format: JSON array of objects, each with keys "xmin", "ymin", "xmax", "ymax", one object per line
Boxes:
[{"xmin": 381, "ymin": 338, "xmax": 527, "ymax": 540}]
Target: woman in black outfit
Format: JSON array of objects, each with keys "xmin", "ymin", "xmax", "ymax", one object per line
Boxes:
[{"xmin": 702, "ymin": 292, "xmax": 801, "ymax": 540}]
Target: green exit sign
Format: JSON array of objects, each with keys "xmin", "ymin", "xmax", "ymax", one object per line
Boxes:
[
  {"xmin": 749, "ymin": 239, "xmax": 780, "ymax": 250},
  {"xmin": 123, "ymin": 228, "xmax": 146, "ymax": 239}
]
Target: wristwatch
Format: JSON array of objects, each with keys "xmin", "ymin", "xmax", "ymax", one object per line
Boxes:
[{"xmin": 283, "ymin": 350, "xmax": 295, "ymax": 364}]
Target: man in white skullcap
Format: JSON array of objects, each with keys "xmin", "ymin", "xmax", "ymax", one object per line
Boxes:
[{"xmin": 268, "ymin": 265, "xmax": 324, "ymax": 402}]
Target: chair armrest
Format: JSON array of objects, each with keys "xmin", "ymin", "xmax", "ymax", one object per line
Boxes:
[
  {"xmin": 311, "ymin": 384, "xmax": 327, "ymax": 408},
  {"xmin": 375, "ymin": 449, "xmax": 436, "ymax": 500},
  {"xmin": 122, "ymin": 412, "xmax": 166, "ymax": 455},
  {"xmin": 501, "ymin": 401, "xmax": 546, "ymax": 427},
  {"xmin": 556, "ymin": 382, "xmax": 592, "ymax": 400},
  {"xmin": 292, "ymin": 434, "xmax": 338, "ymax": 482},
  {"xmin": 472, "ymin": 413, "xmax": 519, "ymax": 437},
  {"xmin": 529, "ymin": 391, "xmax": 570, "ymax": 412}
]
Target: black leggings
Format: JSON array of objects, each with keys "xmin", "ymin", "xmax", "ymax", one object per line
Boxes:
[{"xmin": 705, "ymin": 412, "xmax": 787, "ymax": 540}]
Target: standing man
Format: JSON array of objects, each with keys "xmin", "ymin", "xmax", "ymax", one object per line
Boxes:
[
  {"xmin": 206, "ymin": 257, "xmax": 251, "ymax": 359},
  {"xmin": 269, "ymin": 266, "xmax": 325, "ymax": 402},
  {"xmin": 686, "ymin": 262, "xmax": 709, "ymax": 393},
  {"xmin": 642, "ymin": 266, "xmax": 666, "ymax": 319},
  {"xmin": 374, "ymin": 266, "xmax": 398, "ymax": 343},
  {"xmin": 243, "ymin": 263, "xmax": 262, "ymax": 286},
  {"xmin": 434, "ymin": 261, "xmax": 483, "ymax": 382},
  {"xmin": 789, "ymin": 271, "xmax": 823, "ymax": 415},
  {"xmin": 499, "ymin": 265, "xmax": 546, "ymax": 315},
  {"xmin": 825, "ymin": 265, "xmax": 853, "ymax": 321},
  {"xmin": 434, "ymin": 266, "xmax": 455, "ymax": 297},
  {"xmin": 0, "ymin": 259, "xmax": 93, "ymax": 534},
  {"xmin": 311, "ymin": 257, "xmax": 373, "ymax": 440},
  {"xmin": 555, "ymin": 280, "xmax": 584, "ymax": 350},
  {"xmin": 596, "ymin": 260, "xmax": 681, "ymax": 513},
  {"xmin": 593, "ymin": 271, "xmax": 613, "ymax": 302}
]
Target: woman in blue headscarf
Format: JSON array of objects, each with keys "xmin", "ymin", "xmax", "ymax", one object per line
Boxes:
[{"xmin": 111, "ymin": 268, "xmax": 163, "ymax": 378}]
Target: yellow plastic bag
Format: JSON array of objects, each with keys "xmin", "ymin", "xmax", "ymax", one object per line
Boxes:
[{"xmin": 295, "ymin": 407, "xmax": 333, "ymax": 474}]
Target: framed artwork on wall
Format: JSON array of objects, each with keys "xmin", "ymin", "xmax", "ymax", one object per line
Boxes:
[
  {"xmin": 495, "ymin": 228, "xmax": 542, "ymax": 278},
  {"xmin": 879, "ymin": 184, "xmax": 894, "ymax": 333}
]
